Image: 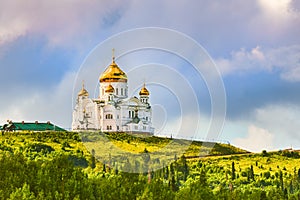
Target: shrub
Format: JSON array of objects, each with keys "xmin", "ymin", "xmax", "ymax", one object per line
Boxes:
[{"xmin": 263, "ymin": 171, "xmax": 271, "ymax": 179}]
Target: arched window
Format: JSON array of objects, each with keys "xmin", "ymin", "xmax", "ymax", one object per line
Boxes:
[
  {"xmin": 121, "ymin": 88, "xmax": 123, "ymax": 95},
  {"xmin": 116, "ymin": 88, "xmax": 118, "ymax": 95},
  {"xmin": 107, "ymin": 125, "xmax": 112, "ymax": 130},
  {"xmin": 105, "ymin": 114, "xmax": 113, "ymax": 119}
]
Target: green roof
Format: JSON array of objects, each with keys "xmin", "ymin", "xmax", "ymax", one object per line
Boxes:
[{"xmin": 1, "ymin": 122, "xmax": 66, "ymax": 131}]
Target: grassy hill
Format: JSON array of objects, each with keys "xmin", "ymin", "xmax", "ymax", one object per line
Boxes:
[
  {"xmin": 1, "ymin": 131, "xmax": 300, "ymax": 199},
  {"xmin": 81, "ymin": 131, "xmax": 248, "ymax": 154},
  {"xmin": 0, "ymin": 131, "xmax": 247, "ymax": 162},
  {"xmin": 78, "ymin": 132, "xmax": 249, "ymax": 172}
]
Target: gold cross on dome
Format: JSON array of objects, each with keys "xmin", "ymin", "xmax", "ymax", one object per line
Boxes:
[{"xmin": 112, "ymin": 48, "xmax": 115, "ymax": 62}]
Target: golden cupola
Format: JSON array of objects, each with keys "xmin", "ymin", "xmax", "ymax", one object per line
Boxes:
[
  {"xmin": 105, "ymin": 84, "xmax": 115, "ymax": 93},
  {"xmin": 99, "ymin": 51, "xmax": 127, "ymax": 83},
  {"xmin": 78, "ymin": 81, "xmax": 89, "ymax": 97},
  {"xmin": 139, "ymin": 83, "xmax": 150, "ymax": 96}
]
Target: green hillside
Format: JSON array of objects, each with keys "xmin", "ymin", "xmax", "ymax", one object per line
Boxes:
[
  {"xmin": 0, "ymin": 131, "xmax": 247, "ymax": 164},
  {"xmin": 1, "ymin": 131, "xmax": 300, "ymax": 199}
]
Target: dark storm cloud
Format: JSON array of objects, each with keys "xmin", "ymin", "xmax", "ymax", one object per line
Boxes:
[{"xmin": 224, "ymin": 72, "xmax": 300, "ymax": 120}]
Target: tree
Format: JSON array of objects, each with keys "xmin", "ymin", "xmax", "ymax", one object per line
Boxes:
[
  {"xmin": 250, "ymin": 165, "xmax": 255, "ymax": 181},
  {"xmin": 142, "ymin": 148, "xmax": 150, "ymax": 174},
  {"xmin": 8, "ymin": 183, "xmax": 35, "ymax": 200},
  {"xmin": 262, "ymin": 150, "xmax": 268, "ymax": 156},
  {"xmin": 165, "ymin": 166, "xmax": 169, "ymax": 180},
  {"xmin": 284, "ymin": 188, "xmax": 288, "ymax": 199},
  {"xmin": 90, "ymin": 149, "xmax": 96, "ymax": 169},
  {"xmin": 263, "ymin": 171, "xmax": 271, "ymax": 179},
  {"xmin": 280, "ymin": 170, "xmax": 284, "ymax": 190},
  {"xmin": 169, "ymin": 163, "xmax": 178, "ymax": 191},
  {"xmin": 200, "ymin": 169, "xmax": 207, "ymax": 186},
  {"xmin": 103, "ymin": 163, "xmax": 106, "ymax": 173},
  {"xmin": 289, "ymin": 180, "xmax": 294, "ymax": 194},
  {"xmin": 260, "ymin": 190, "xmax": 267, "ymax": 200},
  {"xmin": 231, "ymin": 162, "xmax": 236, "ymax": 180},
  {"xmin": 178, "ymin": 155, "xmax": 189, "ymax": 181}
]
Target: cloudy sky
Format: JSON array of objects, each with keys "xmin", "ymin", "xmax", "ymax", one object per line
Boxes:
[{"xmin": 0, "ymin": 0, "xmax": 300, "ymax": 152}]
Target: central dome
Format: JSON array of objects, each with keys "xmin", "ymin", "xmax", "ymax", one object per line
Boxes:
[{"xmin": 100, "ymin": 59, "xmax": 127, "ymax": 83}]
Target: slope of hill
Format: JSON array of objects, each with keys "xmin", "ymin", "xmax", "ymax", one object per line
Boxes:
[
  {"xmin": 81, "ymin": 131, "xmax": 248, "ymax": 155},
  {"xmin": 0, "ymin": 131, "xmax": 247, "ymax": 160},
  {"xmin": 1, "ymin": 131, "xmax": 300, "ymax": 199}
]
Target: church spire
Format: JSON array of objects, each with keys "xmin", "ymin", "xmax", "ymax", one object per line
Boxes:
[
  {"xmin": 78, "ymin": 80, "xmax": 89, "ymax": 97},
  {"xmin": 112, "ymin": 48, "xmax": 115, "ymax": 63},
  {"xmin": 82, "ymin": 80, "xmax": 85, "ymax": 89}
]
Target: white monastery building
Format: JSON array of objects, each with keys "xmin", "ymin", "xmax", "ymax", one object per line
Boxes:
[{"xmin": 72, "ymin": 53, "xmax": 154, "ymax": 134}]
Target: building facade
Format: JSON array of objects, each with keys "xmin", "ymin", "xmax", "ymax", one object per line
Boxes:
[{"xmin": 72, "ymin": 55, "xmax": 154, "ymax": 134}]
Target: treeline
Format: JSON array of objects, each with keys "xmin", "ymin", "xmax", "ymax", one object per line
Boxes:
[
  {"xmin": 1, "ymin": 152, "xmax": 300, "ymax": 199},
  {"xmin": 0, "ymin": 152, "xmax": 183, "ymax": 199}
]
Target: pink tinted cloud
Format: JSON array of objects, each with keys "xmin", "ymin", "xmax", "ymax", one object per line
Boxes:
[{"xmin": 0, "ymin": 0, "xmax": 123, "ymax": 47}]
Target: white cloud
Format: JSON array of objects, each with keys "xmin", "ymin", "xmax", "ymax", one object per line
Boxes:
[
  {"xmin": 0, "ymin": 71, "xmax": 76, "ymax": 129},
  {"xmin": 1, "ymin": 0, "xmax": 299, "ymax": 54},
  {"xmin": 258, "ymin": 0, "xmax": 291, "ymax": 17},
  {"xmin": 216, "ymin": 45, "xmax": 300, "ymax": 82},
  {"xmin": 290, "ymin": 0, "xmax": 300, "ymax": 12},
  {"xmin": 254, "ymin": 104, "xmax": 300, "ymax": 148},
  {"xmin": 252, "ymin": 0, "xmax": 300, "ymax": 42},
  {"xmin": 226, "ymin": 103, "xmax": 300, "ymax": 152},
  {"xmin": 233, "ymin": 125, "xmax": 274, "ymax": 153},
  {"xmin": 216, "ymin": 46, "xmax": 268, "ymax": 75},
  {"xmin": 0, "ymin": 0, "xmax": 124, "ymax": 48}
]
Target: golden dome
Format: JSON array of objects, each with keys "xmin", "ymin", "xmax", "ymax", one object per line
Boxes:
[
  {"xmin": 78, "ymin": 81, "xmax": 89, "ymax": 96},
  {"xmin": 139, "ymin": 84, "xmax": 150, "ymax": 96},
  {"xmin": 100, "ymin": 58, "xmax": 127, "ymax": 83},
  {"xmin": 105, "ymin": 84, "xmax": 115, "ymax": 93}
]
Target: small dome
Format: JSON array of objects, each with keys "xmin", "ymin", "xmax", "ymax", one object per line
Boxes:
[
  {"xmin": 78, "ymin": 82, "xmax": 89, "ymax": 97},
  {"xmin": 105, "ymin": 84, "xmax": 115, "ymax": 93},
  {"xmin": 139, "ymin": 84, "xmax": 150, "ymax": 96},
  {"xmin": 100, "ymin": 59, "xmax": 127, "ymax": 83}
]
